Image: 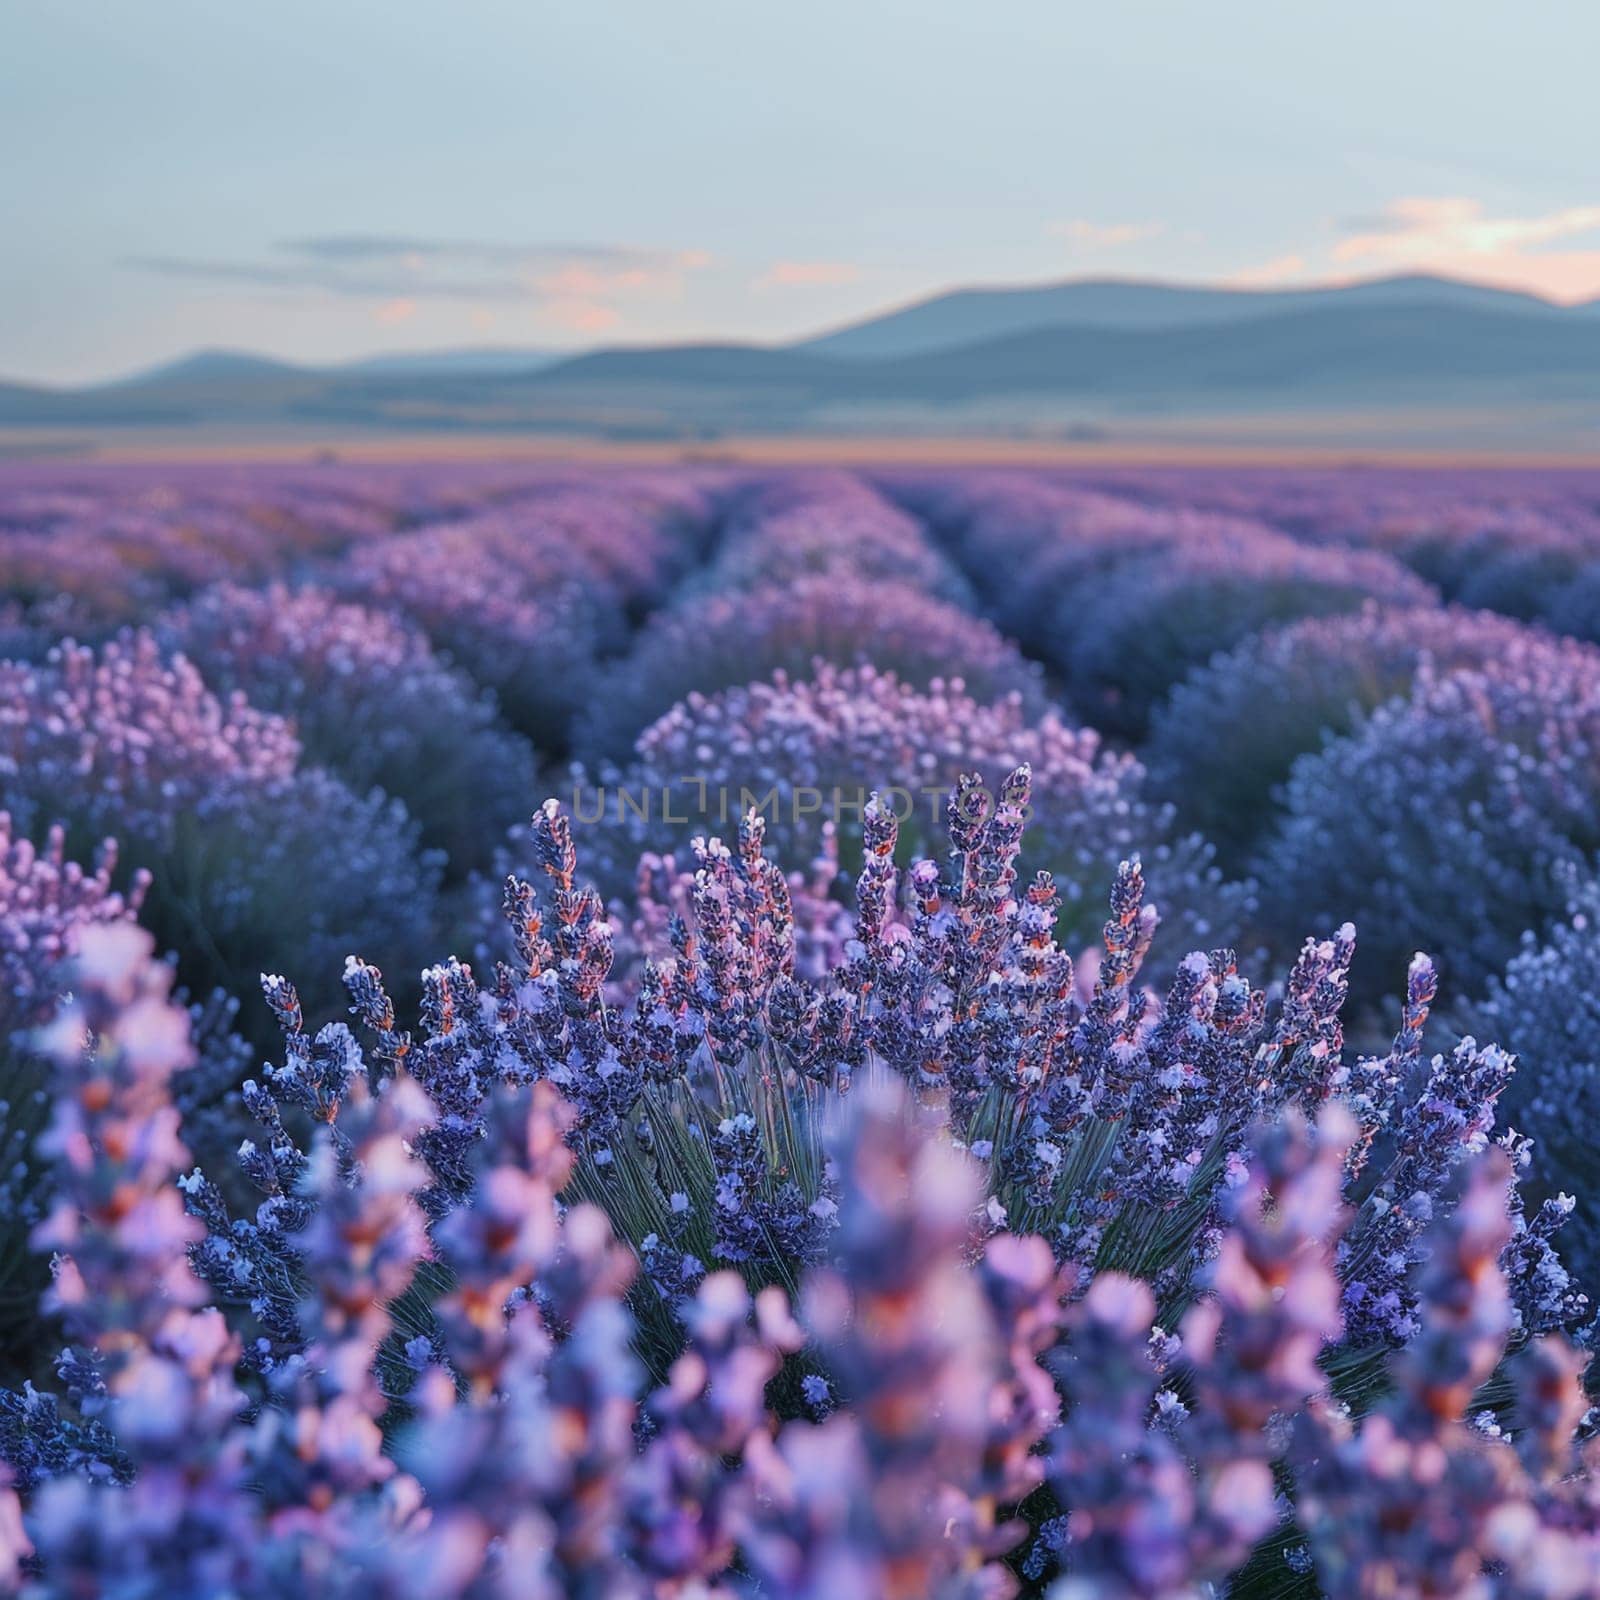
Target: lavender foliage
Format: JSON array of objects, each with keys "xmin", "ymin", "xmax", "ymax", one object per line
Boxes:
[
  {"xmin": 562, "ymin": 661, "xmax": 1252, "ymax": 967},
  {"xmin": 0, "ymin": 631, "xmax": 441, "ymax": 1032},
  {"xmin": 160, "ymin": 582, "xmax": 537, "ymax": 874},
  {"xmin": 335, "ymin": 482, "xmax": 718, "ymax": 749},
  {"xmin": 1474, "ymin": 864, "xmax": 1600, "ymax": 1286},
  {"xmin": 576, "ymin": 575, "xmax": 1048, "ymax": 759},
  {"xmin": 1262, "ymin": 629, "xmax": 1600, "ymax": 1006},
  {"xmin": 0, "ymin": 792, "xmax": 1596, "ymax": 1595},
  {"xmin": 0, "ymin": 820, "xmax": 147, "ymax": 1370},
  {"xmin": 1145, "ymin": 603, "xmax": 1535, "ymax": 868},
  {"xmin": 3, "ymin": 462, "xmax": 1600, "ymax": 1595}
]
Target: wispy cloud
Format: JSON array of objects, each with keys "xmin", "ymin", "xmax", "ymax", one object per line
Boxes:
[
  {"xmin": 1048, "ymin": 219, "xmax": 1164, "ymax": 250},
  {"xmin": 1330, "ymin": 197, "xmax": 1600, "ymax": 300},
  {"xmin": 124, "ymin": 238, "xmax": 712, "ymax": 318},
  {"xmin": 754, "ymin": 260, "xmax": 862, "ymax": 290},
  {"xmin": 281, "ymin": 236, "xmax": 672, "ymax": 266},
  {"xmin": 1223, "ymin": 253, "xmax": 1309, "ymax": 288},
  {"xmin": 1216, "ymin": 198, "xmax": 1600, "ymax": 302},
  {"xmin": 541, "ymin": 300, "xmax": 623, "ymax": 333},
  {"xmin": 1336, "ymin": 198, "xmax": 1600, "ymax": 256}
]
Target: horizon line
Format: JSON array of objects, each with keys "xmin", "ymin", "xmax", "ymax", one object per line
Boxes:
[{"xmin": 6, "ymin": 264, "xmax": 1591, "ymax": 393}]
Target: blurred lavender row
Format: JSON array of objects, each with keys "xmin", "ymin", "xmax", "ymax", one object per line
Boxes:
[{"xmin": 5, "ymin": 459, "xmax": 1600, "ymax": 1592}]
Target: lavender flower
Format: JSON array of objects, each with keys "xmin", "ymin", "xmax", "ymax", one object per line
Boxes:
[
  {"xmin": 0, "ymin": 791, "xmax": 1595, "ymax": 1595},
  {"xmin": 0, "ymin": 817, "xmax": 147, "ymax": 1372},
  {"xmin": 0, "ymin": 632, "xmax": 442, "ymax": 1034},
  {"xmin": 22, "ymin": 924, "xmax": 254, "ymax": 1593},
  {"xmin": 1263, "ymin": 630, "xmax": 1600, "ymax": 1006},
  {"xmin": 561, "ymin": 661, "xmax": 1251, "ymax": 967},
  {"xmin": 1474, "ymin": 863, "xmax": 1600, "ymax": 1286},
  {"xmin": 336, "ymin": 482, "xmax": 718, "ymax": 748},
  {"xmin": 700, "ymin": 471, "xmax": 973, "ymax": 602},
  {"xmin": 2, "ymin": 461, "xmax": 1600, "ymax": 1596},
  {"xmin": 575, "ymin": 576, "xmax": 1047, "ymax": 759},
  {"xmin": 1146, "ymin": 602, "xmax": 1536, "ymax": 868},
  {"xmin": 160, "ymin": 582, "xmax": 537, "ymax": 874}
]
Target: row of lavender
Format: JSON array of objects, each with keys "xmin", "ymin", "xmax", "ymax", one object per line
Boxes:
[
  {"xmin": 885, "ymin": 469, "xmax": 1600, "ymax": 1245},
  {"xmin": 885, "ymin": 471, "xmax": 1600, "ymax": 985},
  {"xmin": 1093, "ymin": 465, "xmax": 1600, "ymax": 645},
  {"xmin": 4, "ymin": 461, "xmax": 1600, "ymax": 1592},
  {"xmin": 0, "ymin": 465, "xmax": 727, "ymax": 1387}
]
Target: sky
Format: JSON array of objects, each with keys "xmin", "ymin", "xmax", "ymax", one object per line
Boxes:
[{"xmin": 5, "ymin": 1, "xmax": 1600, "ymax": 384}]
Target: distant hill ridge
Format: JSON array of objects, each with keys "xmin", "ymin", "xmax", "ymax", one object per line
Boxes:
[
  {"xmin": 3, "ymin": 271, "xmax": 1598, "ymax": 451},
  {"xmin": 791, "ymin": 271, "xmax": 1576, "ymax": 359}
]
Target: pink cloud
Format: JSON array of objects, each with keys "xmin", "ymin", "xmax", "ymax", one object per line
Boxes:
[
  {"xmin": 755, "ymin": 260, "xmax": 862, "ymax": 290},
  {"xmin": 1223, "ymin": 254, "xmax": 1310, "ymax": 288},
  {"xmin": 528, "ymin": 250, "xmax": 710, "ymax": 333},
  {"xmin": 1049, "ymin": 219, "xmax": 1163, "ymax": 250},
  {"xmin": 1332, "ymin": 197, "xmax": 1600, "ymax": 302},
  {"xmin": 372, "ymin": 297, "xmax": 418, "ymax": 324},
  {"xmin": 540, "ymin": 300, "xmax": 622, "ymax": 333}
]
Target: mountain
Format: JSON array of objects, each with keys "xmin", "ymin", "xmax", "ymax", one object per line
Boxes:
[
  {"xmin": 543, "ymin": 343, "xmax": 837, "ymax": 387},
  {"xmin": 3, "ymin": 272, "xmax": 1598, "ymax": 451},
  {"xmin": 98, "ymin": 349, "xmax": 312, "ymax": 388},
  {"xmin": 524, "ymin": 301, "xmax": 1600, "ymax": 403},
  {"xmin": 337, "ymin": 347, "xmax": 562, "ymax": 378},
  {"xmin": 839, "ymin": 303, "xmax": 1600, "ymax": 399},
  {"xmin": 795, "ymin": 273, "xmax": 1563, "ymax": 360},
  {"xmin": 83, "ymin": 346, "xmax": 563, "ymax": 392}
]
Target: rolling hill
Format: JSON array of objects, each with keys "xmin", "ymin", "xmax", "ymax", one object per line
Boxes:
[
  {"xmin": 793, "ymin": 272, "xmax": 1571, "ymax": 360},
  {"xmin": 3, "ymin": 272, "xmax": 1599, "ymax": 451}
]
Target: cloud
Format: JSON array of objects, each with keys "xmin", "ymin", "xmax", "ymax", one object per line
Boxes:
[
  {"xmin": 1223, "ymin": 253, "xmax": 1310, "ymax": 288},
  {"xmin": 1336, "ymin": 197, "xmax": 1600, "ymax": 256},
  {"xmin": 1331, "ymin": 197, "xmax": 1600, "ymax": 302},
  {"xmin": 372, "ymin": 298, "xmax": 418, "ymax": 325},
  {"xmin": 282, "ymin": 236, "xmax": 667, "ymax": 265},
  {"xmin": 1048, "ymin": 219, "xmax": 1164, "ymax": 250},
  {"xmin": 754, "ymin": 260, "xmax": 862, "ymax": 290},
  {"xmin": 125, "ymin": 238, "xmax": 711, "ymax": 309},
  {"xmin": 1211, "ymin": 198, "xmax": 1600, "ymax": 303},
  {"xmin": 540, "ymin": 300, "xmax": 623, "ymax": 334}
]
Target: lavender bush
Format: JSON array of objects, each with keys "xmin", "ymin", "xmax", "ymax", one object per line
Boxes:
[
  {"xmin": 5, "ymin": 461, "xmax": 1600, "ymax": 1593},
  {"xmin": 1078, "ymin": 466, "xmax": 1600, "ymax": 646},
  {"xmin": 335, "ymin": 483, "xmax": 718, "ymax": 749},
  {"xmin": 891, "ymin": 472, "xmax": 1237, "ymax": 665},
  {"xmin": 1145, "ymin": 603, "xmax": 1536, "ymax": 868},
  {"xmin": 1056, "ymin": 535, "xmax": 1438, "ymax": 737},
  {"xmin": 0, "ymin": 633, "xmax": 441, "ymax": 1034},
  {"xmin": 895, "ymin": 472, "xmax": 1436, "ymax": 735},
  {"xmin": 160, "ymin": 583, "xmax": 537, "ymax": 875},
  {"xmin": 701, "ymin": 471, "xmax": 973, "ymax": 602},
  {"xmin": 1472, "ymin": 864, "xmax": 1600, "ymax": 1286},
  {"xmin": 0, "ymin": 464, "xmax": 415, "ymax": 636},
  {"xmin": 575, "ymin": 576, "xmax": 1047, "ymax": 759},
  {"xmin": 1314, "ymin": 496, "xmax": 1600, "ymax": 631},
  {"xmin": 560, "ymin": 661, "xmax": 1252, "ymax": 966},
  {"xmin": 1, "ymin": 784, "xmax": 1595, "ymax": 1595},
  {"xmin": 1261, "ymin": 630, "xmax": 1600, "ymax": 1008},
  {"xmin": 0, "ymin": 818, "xmax": 147, "ymax": 1369},
  {"xmin": 337, "ymin": 535, "xmax": 608, "ymax": 751}
]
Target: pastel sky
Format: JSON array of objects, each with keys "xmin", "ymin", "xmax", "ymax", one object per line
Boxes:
[{"xmin": 5, "ymin": 1, "xmax": 1599, "ymax": 383}]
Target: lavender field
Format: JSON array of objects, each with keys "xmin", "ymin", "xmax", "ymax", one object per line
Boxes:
[{"xmin": 6, "ymin": 459, "xmax": 1600, "ymax": 1595}]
